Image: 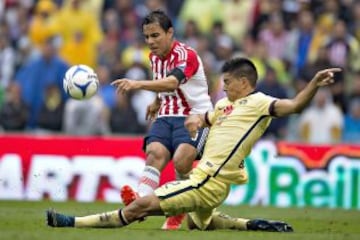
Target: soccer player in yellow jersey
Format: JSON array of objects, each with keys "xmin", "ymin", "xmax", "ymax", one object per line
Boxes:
[{"xmin": 46, "ymin": 58, "xmax": 341, "ymax": 232}]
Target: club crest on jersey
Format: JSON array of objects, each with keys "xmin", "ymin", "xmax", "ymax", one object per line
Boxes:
[{"xmin": 223, "ymin": 105, "xmax": 234, "ymax": 115}]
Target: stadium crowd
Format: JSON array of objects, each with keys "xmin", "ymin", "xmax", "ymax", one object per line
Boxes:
[{"xmin": 0, "ymin": 0, "xmax": 359, "ymax": 144}]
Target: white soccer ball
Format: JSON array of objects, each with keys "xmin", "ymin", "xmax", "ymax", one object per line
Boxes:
[{"xmin": 63, "ymin": 64, "xmax": 99, "ymax": 100}]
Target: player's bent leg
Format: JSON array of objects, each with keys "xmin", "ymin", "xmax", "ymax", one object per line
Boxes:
[{"xmin": 138, "ymin": 142, "xmax": 170, "ymax": 197}]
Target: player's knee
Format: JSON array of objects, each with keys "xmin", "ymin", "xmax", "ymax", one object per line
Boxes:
[
  {"xmin": 146, "ymin": 150, "xmax": 167, "ymax": 170},
  {"xmin": 173, "ymin": 159, "xmax": 192, "ymax": 176}
]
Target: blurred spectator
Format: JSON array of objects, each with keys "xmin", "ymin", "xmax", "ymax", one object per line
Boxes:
[
  {"xmin": 63, "ymin": 95, "xmax": 110, "ymax": 135},
  {"xmin": 121, "ymin": 39, "xmax": 150, "ymax": 69},
  {"xmin": 258, "ymin": 14, "xmax": 289, "ymax": 60},
  {"xmin": 326, "ymin": 19, "xmax": 359, "ymax": 71},
  {"xmin": 256, "ymin": 66, "xmax": 289, "ymax": 139},
  {"xmin": 285, "ymin": 10, "xmax": 315, "ymax": 76},
  {"xmin": 28, "ymin": 0, "xmax": 58, "ymax": 50},
  {"xmin": 295, "ymin": 46, "xmax": 333, "ymax": 92},
  {"xmin": 0, "ymin": 29, "xmax": 15, "ymax": 88},
  {"xmin": 250, "ymin": 40, "xmax": 289, "ymax": 85},
  {"xmin": 307, "ymin": 14, "xmax": 333, "ymax": 64},
  {"xmin": 0, "ymin": 82, "xmax": 28, "ymax": 131},
  {"xmin": 97, "ymin": 64, "xmax": 116, "ymax": 109},
  {"xmin": 298, "ymin": 88, "xmax": 343, "ymax": 144},
  {"xmin": 110, "ymin": 93, "xmax": 146, "ymax": 134},
  {"xmin": 342, "ymin": 98, "xmax": 360, "ymax": 143},
  {"xmin": 15, "ymin": 36, "xmax": 68, "ymax": 128},
  {"xmin": 124, "ymin": 61, "xmax": 155, "ymax": 129},
  {"xmin": 180, "ymin": 19, "xmax": 201, "ymax": 49},
  {"xmin": 179, "ymin": 0, "xmax": 222, "ymax": 34},
  {"xmin": 350, "ymin": 1, "xmax": 360, "ymax": 42},
  {"xmin": 222, "ymin": 0, "xmax": 256, "ymax": 44},
  {"xmin": 55, "ymin": 0, "xmax": 103, "ymax": 68},
  {"xmin": 35, "ymin": 84, "xmax": 64, "ymax": 133},
  {"xmin": 349, "ymin": 71, "xmax": 360, "ymax": 101}
]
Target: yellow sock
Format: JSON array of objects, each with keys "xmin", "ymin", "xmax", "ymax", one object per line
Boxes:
[
  {"xmin": 208, "ymin": 211, "xmax": 248, "ymax": 230},
  {"xmin": 75, "ymin": 209, "xmax": 128, "ymax": 228}
]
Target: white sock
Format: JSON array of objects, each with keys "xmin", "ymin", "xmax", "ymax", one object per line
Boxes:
[{"xmin": 137, "ymin": 166, "xmax": 160, "ymax": 197}]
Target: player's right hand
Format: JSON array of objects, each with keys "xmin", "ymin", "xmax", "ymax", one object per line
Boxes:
[{"xmin": 313, "ymin": 68, "xmax": 342, "ymax": 87}]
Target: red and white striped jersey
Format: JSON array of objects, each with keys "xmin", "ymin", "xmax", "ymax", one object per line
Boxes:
[{"xmin": 150, "ymin": 40, "xmax": 213, "ymax": 117}]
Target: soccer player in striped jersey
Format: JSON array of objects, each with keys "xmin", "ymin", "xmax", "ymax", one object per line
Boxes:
[
  {"xmin": 47, "ymin": 58, "xmax": 340, "ymax": 232},
  {"xmin": 111, "ymin": 10, "xmax": 213, "ymax": 229}
]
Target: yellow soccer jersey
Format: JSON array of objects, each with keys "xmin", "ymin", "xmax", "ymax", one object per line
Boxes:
[{"xmin": 197, "ymin": 92, "xmax": 277, "ymax": 184}]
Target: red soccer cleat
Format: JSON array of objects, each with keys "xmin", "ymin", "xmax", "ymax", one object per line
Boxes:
[
  {"xmin": 161, "ymin": 214, "xmax": 186, "ymax": 230},
  {"xmin": 120, "ymin": 185, "xmax": 139, "ymax": 206}
]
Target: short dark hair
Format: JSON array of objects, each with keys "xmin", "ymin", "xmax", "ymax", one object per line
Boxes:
[
  {"xmin": 142, "ymin": 10, "xmax": 173, "ymax": 32},
  {"xmin": 221, "ymin": 58, "xmax": 258, "ymax": 87}
]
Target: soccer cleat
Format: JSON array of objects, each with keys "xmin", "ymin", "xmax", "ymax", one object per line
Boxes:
[
  {"xmin": 46, "ymin": 209, "xmax": 75, "ymax": 227},
  {"xmin": 246, "ymin": 219, "xmax": 294, "ymax": 232},
  {"xmin": 161, "ymin": 214, "xmax": 186, "ymax": 230},
  {"xmin": 120, "ymin": 185, "xmax": 139, "ymax": 206}
]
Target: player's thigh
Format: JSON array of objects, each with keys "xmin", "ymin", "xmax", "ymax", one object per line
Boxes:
[
  {"xmin": 144, "ymin": 118, "xmax": 172, "ymax": 169},
  {"xmin": 154, "ymin": 169, "xmax": 229, "ymax": 217},
  {"xmin": 144, "ymin": 117, "xmax": 173, "ymax": 154}
]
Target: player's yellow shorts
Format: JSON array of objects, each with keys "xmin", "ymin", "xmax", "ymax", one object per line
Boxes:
[{"xmin": 154, "ymin": 167, "xmax": 230, "ymax": 230}]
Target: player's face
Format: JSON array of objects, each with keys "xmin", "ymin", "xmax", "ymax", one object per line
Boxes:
[
  {"xmin": 143, "ymin": 23, "xmax": 174, "ymax": 58},
  {"xmin": 222, "ymin": 73, "xmax": 245, "ymax": 102}
]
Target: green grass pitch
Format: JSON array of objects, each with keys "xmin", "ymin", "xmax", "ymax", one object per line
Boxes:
[{"xmin": 0, "ymin": 200, "xmax": 359, "ymax": 240}]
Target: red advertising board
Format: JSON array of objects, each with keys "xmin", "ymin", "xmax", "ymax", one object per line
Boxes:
[{"xmin": 0, "ymin": 135, "xmax": 360, "ymax": 209}]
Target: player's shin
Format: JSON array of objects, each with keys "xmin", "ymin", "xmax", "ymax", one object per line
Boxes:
[
  {"xmin": 138, "ymin": 166, "xmax": 160, "ymax": 197},
  {"xmin": 207, "ymin": 211, "xmax": 248, "ymax": 230},
  {"xmin": 75, "ymin": 209, "xmax": 129, "ymax": 228}
]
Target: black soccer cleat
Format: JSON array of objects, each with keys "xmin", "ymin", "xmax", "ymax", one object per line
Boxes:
[
  {"xmin": 46, "ymin": 209, "xmax": 75, "ymax": 227},
  {"xmin": 246, "ymin": 219, "xmax": 294, "ymax": 232}
]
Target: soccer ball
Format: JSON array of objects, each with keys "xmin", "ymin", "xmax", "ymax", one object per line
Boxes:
[{"xmin": 63, "ymin": 65, "xmax": 99, "ymax": 100}]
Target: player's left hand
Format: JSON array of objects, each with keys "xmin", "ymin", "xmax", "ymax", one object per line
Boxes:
[
  {"xmin": 313, "ymin": 68, "xmax": 342, "ymax": 87},
  {"xmin": 111, "ymin": 78, "xmax": 139, "ymax": 94}
]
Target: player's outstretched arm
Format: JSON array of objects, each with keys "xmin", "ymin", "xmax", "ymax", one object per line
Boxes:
[
  {"xmin": 273, "ymin": 68, "xmax": 342, "ymax": 117},
  {"xmin": 111, "ymin": 75, "xmax": 179, "ymax": 94}
]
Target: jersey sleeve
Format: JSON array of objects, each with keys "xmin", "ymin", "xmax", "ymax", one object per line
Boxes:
[
  {"xmin": 205, "ymin": 98, "xmax": 227, "ymax": 125},
  {"xmin": 256, "ymin": 93, "xmax": 278, "ymax": 116},
  {"xmin": 173, "ymin": 49, "xmax": 199, "ymax": 84}
]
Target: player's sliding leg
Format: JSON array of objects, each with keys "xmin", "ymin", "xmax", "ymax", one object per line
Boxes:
[
  {"xmin": 46, "ymin": 209, "xmax": 128, "ymax": 228},
  {"xmin": 47, "ymin": 195, "xmax": 161, "ymax": 228}
]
